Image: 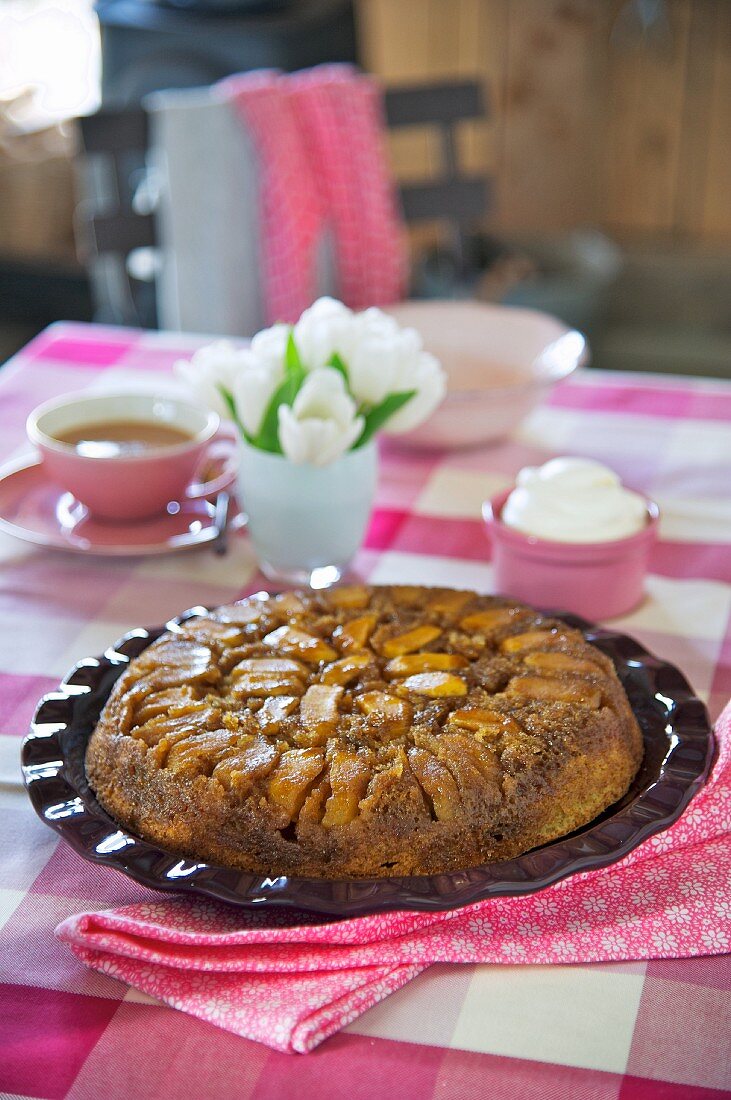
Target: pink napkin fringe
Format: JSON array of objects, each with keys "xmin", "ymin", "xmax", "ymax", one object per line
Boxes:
[{"xmin": 57, "ymin": 701, "xmax": 731, "ymax": 1054}]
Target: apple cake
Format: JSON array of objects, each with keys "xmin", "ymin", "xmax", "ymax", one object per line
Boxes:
[{"xmin": 86, "ymin": 585, "xmax": 643, "ymax": 878}]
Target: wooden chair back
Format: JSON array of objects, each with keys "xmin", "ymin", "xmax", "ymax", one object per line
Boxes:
[
  {"xmin": 75, "ymin": 79, "xmax": 490, "ymax": 322},
  {"xmin": 383, "ymin": 79, "xmax": 490, "ymax": 271},
  {"xmin": 76, "ymin": 107, "xmax": 157, "ymax": 326}
]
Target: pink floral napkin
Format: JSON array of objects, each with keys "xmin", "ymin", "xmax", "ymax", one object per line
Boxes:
[{"xmin": 56, "ymin": 702, "xmax": 731, "ymax": 1054}]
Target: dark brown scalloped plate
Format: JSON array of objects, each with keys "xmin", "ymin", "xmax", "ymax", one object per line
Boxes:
[{"xmin": 22, "ymin": 606, "xmax": 715, "ymax": 916}]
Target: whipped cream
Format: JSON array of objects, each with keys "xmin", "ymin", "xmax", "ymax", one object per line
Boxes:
[{"xmin": 501, "ymin": 457, "xmax": 647, "ymax": 543}]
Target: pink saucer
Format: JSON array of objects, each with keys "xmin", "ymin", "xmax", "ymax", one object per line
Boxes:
[{"xmin": 0, "ymin": 456, "xmax": 244, "ymax": 556}]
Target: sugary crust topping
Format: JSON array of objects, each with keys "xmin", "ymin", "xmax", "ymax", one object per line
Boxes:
[{"xmin": 96, "ymin": 586, "xmax": 632, "ymax": 832}]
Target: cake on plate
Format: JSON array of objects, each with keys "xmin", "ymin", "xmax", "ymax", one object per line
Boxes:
[{"xmin": 86, "ymin": 585, "xmax": 643, "ymax": 878}]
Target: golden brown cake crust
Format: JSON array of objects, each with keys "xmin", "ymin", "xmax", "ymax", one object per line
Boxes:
[{"xmin": 85, "ymin": 585, "xmax": 644, "ymax": 878}]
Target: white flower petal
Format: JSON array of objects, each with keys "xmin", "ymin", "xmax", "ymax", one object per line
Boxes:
[
  {"xmin": 383, "ymin": 351, "xmax": 447, "ymax": 433},
  {"xmin": 250, "ymin": 324, "xmax": 290, "ymax": 370},
  {"xmin": 345, "ymin": 313, "xmax": 433, "ymax": 410},
  {"xmin": 309, "ymin": 415, "xmax": 364, "ymax": 466},
  {"xmin": 292, "ymin": 367, "xmax": 358, "ymax": 427},
  {"xmin": 347, "ymin": 338, "xmax": 399, "ymax": 406},
  {"xmin": 277, "ymin": 368, "xmax": 363, "ymax": 466},
  {"xmin": 294, "ymin": 298, "xmax": 357, "ymax": 371},
  {"xmin": 232, "ymin": 359, "xmax": 283, "ymax": 438},
  {"xmin": 279, "ymin": 412, "xmax": 342, "ymax": 466},
  {"xmin": 277, "ymin": 404, "xmax": 309, "ymax": 464},
  {"xmin": 306, "ymin": 419, "xmax": 344, "ymax": 466},
  {"xmin": 173, "ymin": 341, "xmax": 255, "ymax": 419},
  {"xmin": 174, "ymin": 359, "xmax": 229, "ymax": 418}
]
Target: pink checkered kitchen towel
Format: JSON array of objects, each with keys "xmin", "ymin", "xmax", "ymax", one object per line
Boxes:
[
  {"xmin": 56, "ymin": 701, "xmax": 731, "ymax": 1055},
  {"xmin": 222, "ymin": 64, "xmax": 406, "ymax": 325}
]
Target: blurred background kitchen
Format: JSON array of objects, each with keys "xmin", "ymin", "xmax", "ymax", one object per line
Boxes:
[{"xmin": 2, "ymin": 0, "xmax": 730, "ymax": 379}]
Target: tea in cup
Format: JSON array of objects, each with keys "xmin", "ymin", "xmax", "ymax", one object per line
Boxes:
[{"xmin": 27, "ymin": 392, "xmax": 237, "ymax": 521}]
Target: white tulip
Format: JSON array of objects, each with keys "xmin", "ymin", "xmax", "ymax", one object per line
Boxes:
[
  {"xmin": 250, "ymin": 323, "xmax": 290, "ymax": 371},
  {"xmin": 278, "ymin": 367, "xmax": 364, "ymax": 466},
  {"xmin": 347, "ymin": 309, "xmax": 424, "ymax": 407},
  {"xmin": 382, "ymin": 350, "xmax": 447, "ymax": 433},
  {"xmin": 346, "ymin": 307, "xmax": 446, "ymax": 432},
  {"xmin": 177, "ymin": 299, "xmax": 446, "ymax": 450},
  {"xmin": 293, "ymin": 297, "xmax": 358, "ymax": 371},
  {"xmin": 231, "ymin": 356, "xmax": 284, "ymax": 439},
  {"xmin": 173, "ymin": 340, "xmax": 252, "ymax": 419}
]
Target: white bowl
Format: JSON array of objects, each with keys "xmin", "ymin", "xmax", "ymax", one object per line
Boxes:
[{"xmin": 385, "ymin": 301, "xmax": 588, "ymax": 449}]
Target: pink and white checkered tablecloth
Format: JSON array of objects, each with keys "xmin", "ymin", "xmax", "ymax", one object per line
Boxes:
[{"xmin": 1, "ymin": 322, "xmax": 730, "ymax": 1099}]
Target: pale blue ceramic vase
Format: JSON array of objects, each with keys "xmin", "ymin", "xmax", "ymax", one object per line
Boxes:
[{"xmin": 237, "ymin": 439, "xmax": 378, "ymax": 586}]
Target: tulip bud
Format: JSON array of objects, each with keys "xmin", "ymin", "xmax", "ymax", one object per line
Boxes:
[{"xmin": 278, "ymin": 368, "xmax": 364, "ymax": 466}]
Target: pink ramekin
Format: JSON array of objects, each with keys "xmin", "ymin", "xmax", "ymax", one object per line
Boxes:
[{"xmin": 483, "ymin": 488, "xmax": 660, "ymax": 621}]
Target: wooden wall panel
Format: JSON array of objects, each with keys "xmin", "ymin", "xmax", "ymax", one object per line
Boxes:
[
  {"xmin": 603, "ymin": 0, "xmax": 691, "ymax": 233},
  {"xmin": 700, "ymin": 3, "xmax": 731, "ymax": 240},
  {"xmin": 357, "ymin": 0, "xmax": 438, "ymax": 181},
  {"xmin": 355, "ymin": 0, "xmax": 731, "ymax": 243},
  {"xmin": 498, "ymin": 0, "xmax": 609, "ymax": 231},
  {"xmin": 673, "ymin": 0, "xmax": 718, "ymax": 237},
  {"xmin": 429, "ymin": 0, "xmax": 486, "ymax": 175}
]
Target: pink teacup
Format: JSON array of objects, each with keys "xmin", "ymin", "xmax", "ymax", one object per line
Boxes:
[
  {"xmin": 483, "ymin": 488, "xmax": 660, "ymax": 620},
  {"xmin": 27, "ymin": 392, "xmax": 237, "ymax": 521}
]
